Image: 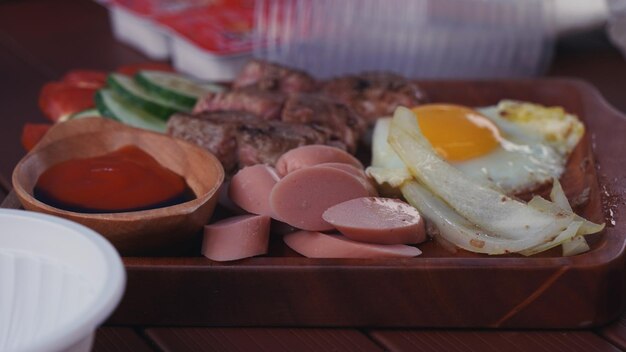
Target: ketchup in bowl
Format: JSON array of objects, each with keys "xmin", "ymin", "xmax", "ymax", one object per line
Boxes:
[{"xmin": 34, "ymin": 145, "xmax": 195, "ymax": 213}]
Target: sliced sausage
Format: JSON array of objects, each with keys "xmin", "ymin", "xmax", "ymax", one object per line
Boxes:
[
  {"xmin": 284, "ymin": 231, "xmax": 422, "ymax": 258},
  {"xmin": 322, "ymin": 197, "xmax": 426, "ymax": 244},
  {"xmin": 202, "ymin": 215, "xmax": 271, "ymax": 261},
  {"xmin": 228, "ymin": 164, "xmax": 280, "ymax": 216},
  {"xmin": 270, "ymin": 166, "xmax": 370, "ymax": 231},
  {"xmin": 271, "ymin": 220, "xmax": 299, "ymax": 235},
  {"xmin": 316, "ymin": 162, "xmax": 378, "ymax": 196},
  {"xmin": 217, "ymin": 181, "xmax": 245, "ymax": 214},
  {"xmin": 275, "ymin": 144, "xmax": 363, "ymax": 176}
]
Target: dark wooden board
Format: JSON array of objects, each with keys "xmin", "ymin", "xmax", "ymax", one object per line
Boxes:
[
  {"xmin": 3, "ymin": 80, "xmax": 625, "ymax": 328},
  {"xmin": 93, "ymin": 328, "xmax": 156, "ymax": 352},
  {"xmin": 145, "ymin": 328, "xmax": 383, "ymax": 352},
  {"xmin": 369, "ymin": 330, "xmax": 622, "ymax": 352},
  {"xmin": 98, "ymin": 79, "xmax": 625, "ymax": 328},
  {"xmin": 599, "ymin": 314, "xmax": 626, "ymax": 351}
]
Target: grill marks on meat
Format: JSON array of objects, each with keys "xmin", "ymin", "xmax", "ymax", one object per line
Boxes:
[
  {"xmin": 322, "ymin": 72, "xmax": 428, "ymax": 124},
  {"xmin": 193, "ymin": 87, "xmax": 285, "ymax": 120},
  {"xmin": 191, "ymin": 87, "xmax": 365, "ymax": 154},
  {"xmin": 237, "ymin": 120, "xmax": 326, "ymax": 167},
  {"xmin": 167, "ymin": 111, "xmax": 258, "ymax": 173},
  {"xmin": 233, "ymin": 59, "xmax": 318, "ymax": 94},
  {"xmin": 282, "ymin": 94, "xmax": 365, "ymax": 153},
  {"xmin": 167, "ymin": 111, "xmax": 326, "ymax": 174}
]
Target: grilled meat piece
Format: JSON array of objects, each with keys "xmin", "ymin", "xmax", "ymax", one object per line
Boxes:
[
  {"xmin": 233, "ymin": 59, "xmax": 318, "ymax": 94},
  {"xmin": 236, "ymin": 120, "xmax": 327, "ymax": 168},
  {"xmin": 193, "ymin": 87, "xmax": 286, "ymax": 120},
  {"xmin": 322, "ymin": 72, "xmax": 428, "ymax": 124},
  {"xmin": 167, "ymin": 111, "xmax": 258, "ymax": 173},
  {"xmin": 281, "ymin": 93, "xmax": 365, "ymax": 153},
  {"xmin": 167, "ymin": 111, "xmax": 328, "ymax": 173}
]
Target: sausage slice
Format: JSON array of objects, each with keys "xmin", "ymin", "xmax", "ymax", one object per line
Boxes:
[
  {"xmin": 284, "ymin": 231, "xmax": 422, "ymax": 258},
  {"xmin": 275, "ymin": 145, "xmax": 363, "ymax": 176},
  {"xmin": 270, "ymin": 166, "xmax": 369, "ymax": 231},
  {"xmin": 202, "ymin": 215, "xmax": 271, "ymax": 261},
  {"xmin": 323, "ymin": 197, "xmax": 426, "ymax": 244},
  {"xmin": 229, "ymin": 164, "xmax": 280, "ymax": 216}
]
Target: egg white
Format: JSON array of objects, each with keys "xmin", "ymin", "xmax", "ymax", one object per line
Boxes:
[{"xmin": 453, "ymin": 106, "xmax": 566, "ymax": 195}]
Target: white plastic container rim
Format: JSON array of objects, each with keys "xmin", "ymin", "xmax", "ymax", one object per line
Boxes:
[{"xmin": 0, "ymin": 209, "xmax": 126, "ymax": 352}]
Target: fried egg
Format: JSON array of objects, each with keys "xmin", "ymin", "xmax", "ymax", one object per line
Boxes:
[
  {"xmin": 370, "ymin": 100, "xmax": 585, "ymax": 195},
  {"xmin": 383, "ymin": 107, "xmax": 603, "ymax": 256}
]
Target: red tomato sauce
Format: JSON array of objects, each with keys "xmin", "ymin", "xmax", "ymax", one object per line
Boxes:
[{"xmin": 34, "ymin": 145, "xmax": 195, "ymax": 213}]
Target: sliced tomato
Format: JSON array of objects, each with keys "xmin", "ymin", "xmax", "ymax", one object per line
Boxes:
[
  {"xmin": 62, "ymin": 70, "xmax": 107, "ymax": 89},
  {"xmin": 116, "ymin": 62, "xmax": 174, "ymax": 76},
  {"xmin": 39, "ymin": 82, "xmax": 97, "ymax": 122},
  {"xmin": 21, "ymin": 123, "xmax": 52, "ymax": 152}
]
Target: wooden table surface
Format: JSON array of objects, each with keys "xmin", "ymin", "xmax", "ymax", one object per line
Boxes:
[{"xmin": 1, "ymin": 0, "xmax": 626, "ymax": 351}]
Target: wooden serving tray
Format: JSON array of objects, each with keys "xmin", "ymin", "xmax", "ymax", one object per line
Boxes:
[{"xmin": 4, "ymin": 79, "xmax": 626, "ymax": 329}]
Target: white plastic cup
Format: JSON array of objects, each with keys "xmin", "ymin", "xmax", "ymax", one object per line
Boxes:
[{"xmin": 0, "ymin": 209, "xmax": 126, "ymax": 352}]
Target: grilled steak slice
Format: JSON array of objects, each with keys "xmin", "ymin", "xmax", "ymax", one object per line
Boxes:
[
  {"xmin": 281, "ymin": 93, "xmax": 365, "ymax": 153},
  {"xmin": 233, "ymin": 59, "xmax": 318, "ymax": 94},
  {"xmin": 193, "ymin": 87, "xmax": 286, "ymax": 120},
  {"xmin": 168, "ymin": 111, "xmax": 330, "ymax": 173},
  {"xmin": 236, "ymin": 120, "xmax": 327, "ymax": 168},
  {"xmin": 322, "ymin": 72, "xmax": 428, "ymax": 124},
  {"xmin": 167, "ymin": 111, "xmax": 258, "ymax": 173}
]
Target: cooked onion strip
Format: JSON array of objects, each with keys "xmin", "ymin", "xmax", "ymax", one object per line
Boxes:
[
  {"xmin": 546, "ymin": 178, "xmax": 592, "ymax": 256},
  {"xmin": 401, "ymin": 181, "xmax": 562, "ymax": 254}
]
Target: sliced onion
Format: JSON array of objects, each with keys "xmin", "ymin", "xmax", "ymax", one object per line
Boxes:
[
  {"xmin": 562, "ymin": 235, "xmax": 591, "ymax": 257},
  {"xmin": 547, "ymin": 178, "xmax": 591, "ymax": 256},
  {"xmin": 528, "ymin": 196, "xmax": 605, "ymax": 236},
  {"xmin": 401, "ymin": 181, "xmax": 569, "ymax": 254},
  {"xmin": 550, "ymin": 178, "xmax": 572, "ymax": 211},
  {"xmin": 519, "ymin": 221, "xmax": 583, "ymax": 256}
]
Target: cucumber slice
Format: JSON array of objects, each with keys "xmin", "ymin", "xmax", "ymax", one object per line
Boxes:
[
  {"xmin": 135, "ymin": 70, "xmax": 225, "ymax": 109},
  {"xmin": 66, "ymin": 108, "xmax": 102, "ymax": 120},
  {"xmin": 107, "ymin": 73, "xmax": 189, "ymax": 120},
  {"xmin": 95, "ymin": 89, "xmax": 167, "ymax": 133}
]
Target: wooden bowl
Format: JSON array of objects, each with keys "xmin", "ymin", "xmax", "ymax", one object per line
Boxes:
[{"xmin": 12, "ymin": 118, "xmax": 225, "ymax": 255}]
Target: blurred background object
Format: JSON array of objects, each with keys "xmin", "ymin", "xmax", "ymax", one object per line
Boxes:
[
  {"xmin": 105, "ymin": 0, "xmax": 255, "ymax": 79},
  {"xmin": 553, "ymin": 0, "xmax": 608, "ymax": 37},
  {"xmin": 607, "ymin": 0, "xmax": 626, "ymax": 56},
  {"xmin": 253, "ymin": 0, "xmax": 554, "ymax": 79},
  {"xmin": 99, "ymin": 0, "xmax": 623, "ymax": 80}
]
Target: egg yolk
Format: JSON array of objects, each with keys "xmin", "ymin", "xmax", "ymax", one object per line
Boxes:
[{"xmin": 412, "ymin": 104, "xmax": 501, "ymax": 162}]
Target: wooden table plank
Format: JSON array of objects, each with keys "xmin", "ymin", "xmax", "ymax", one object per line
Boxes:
[
  {"xmin": 92, "ymin": 327, "xmax": 156, "ymax": 352},
  {"xmin": 0, "ymin": 41, "xmax": 46, "ymax": 181},
  {"xmin": 547, "ymin": 30, "xmax": 626, "ymax": 113},
  {"xmin": 599, "ymin": 314, "xmax": 626, "ymax": 351},
  {"xmin": 369, "ymin": 330, "xmax": 621, "ymax": 352},
  {"xmin": 145, "ymin": 328, "xmax": 384, "ymax": 352},
  {"xmin": 0, "ymin": 0, "xmax": 149, "ymax": 76}
]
